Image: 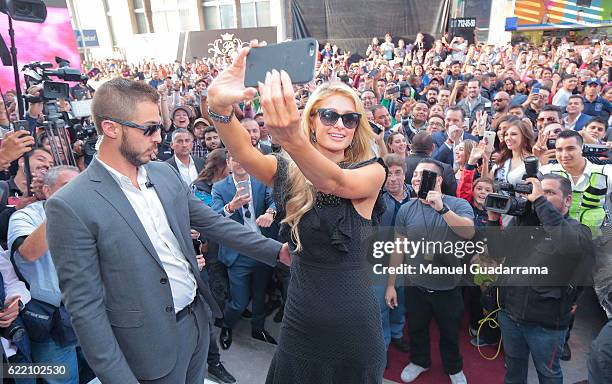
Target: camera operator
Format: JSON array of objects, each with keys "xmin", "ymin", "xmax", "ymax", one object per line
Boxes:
[
  {"xmin": 539, "ymin": 130, "xmax": 612, "ymax": 236},
  {"xmin": 486, "ymin": 174, "xmax": 593, "ymax": 383},
  {"xmin": 0, "ymin": 148, "xmax": 53, "ymax": 249},
  {"xmin": 0, "ymin": 247, "xmax": 32, "ymax": 384},
  {"xmin": 7, "ymin": 165, "xmax": 81, "ymax": 383}
]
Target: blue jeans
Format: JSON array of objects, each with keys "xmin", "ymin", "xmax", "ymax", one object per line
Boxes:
[
  {"xmin": 498, "ymin": 310, "xmax": 566, "ymax": 384},
  {"xmin": 374, "ymin": 285, "xmax": 406, "ymax": 348},
  {"xmin": 30, "ymin": 339, "xmax": 78, "ymax": 384}
]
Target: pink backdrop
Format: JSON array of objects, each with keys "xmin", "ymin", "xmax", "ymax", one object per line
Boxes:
[{"xmin": 0, "ymin": 6, "xmax": 81, "ymax": 93}]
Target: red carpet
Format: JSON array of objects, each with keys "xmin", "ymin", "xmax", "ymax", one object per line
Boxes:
[{"xmin": 384, "ymin": 314, "xmax": 506, "ymax": 384}]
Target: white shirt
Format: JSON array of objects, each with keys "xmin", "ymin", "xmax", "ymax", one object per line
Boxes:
[
  {"xmin": 563, "ymin": 113, "xmax": 582, "ymax": 131},
  {"xmin": 223, "ymin": 176, "xmax": 261, "ymax": 235},
  {"xmin": 540, "ymin": 159, "xmax": 612, "ymax": 211},
  {"xmin": 175, "ymin": 155, "xmax": 198, "ymax": 185},
  {"xmin": 0, "ymin": 247, "xmax": 31, "ymax": 358},
  {"xmin": 98, "ymin": 159, "xmax": 197, "ymax": 313}
]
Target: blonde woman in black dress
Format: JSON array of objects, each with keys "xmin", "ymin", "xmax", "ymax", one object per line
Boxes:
[{"xmin": 207, "ymin": 42, "xmax": 387, "ymax": 383}]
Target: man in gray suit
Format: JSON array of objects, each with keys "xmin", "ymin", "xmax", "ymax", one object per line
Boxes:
[{"xmin": 45, "ymin": 78, "xmax": 290, "ymax": 384}]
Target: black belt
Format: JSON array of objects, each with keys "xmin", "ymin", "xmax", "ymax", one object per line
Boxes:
[{"xmin": 176, "ymin": 295, "xmax": 198, "ymax": 322}]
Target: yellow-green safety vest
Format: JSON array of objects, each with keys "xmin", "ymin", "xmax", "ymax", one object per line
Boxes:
[{"xmin": 552, "ymin": 167, "xmax": 608, "ymax": 237}]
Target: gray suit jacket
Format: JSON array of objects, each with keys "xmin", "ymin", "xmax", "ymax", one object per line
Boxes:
[{"xmin": 45, "ymin": 159, "xmax": 282, "ymax": 383}]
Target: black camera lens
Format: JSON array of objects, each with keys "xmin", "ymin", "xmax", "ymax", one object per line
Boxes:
[{"xmin": 524, "ymin": 156, "xmax": 539, "ymax": 178}]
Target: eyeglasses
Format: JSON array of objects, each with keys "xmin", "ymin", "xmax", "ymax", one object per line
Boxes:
[
  {"xmin": 428, "ymin": 121, "xmax": 444, "ymax": 127},
  {"xmin": 97, "ymin": 115, "xmax": 162, "ymax": 136},
  {"xmin": 243, "ymin": 204, "xmax": 251, "ymax": 218},
  {"xmin": 316, "ymin": 108, "xmax": 361, "ymax": 129}
]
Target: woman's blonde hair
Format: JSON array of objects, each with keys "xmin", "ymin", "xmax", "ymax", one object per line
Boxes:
[{"xmin": 283, "ymin": 81, "xmax": 375, "ymax": 251}]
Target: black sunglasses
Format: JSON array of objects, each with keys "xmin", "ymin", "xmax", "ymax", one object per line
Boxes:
[
  {"xmin": 243, "ymin": 204, "xmax": 251, "ymax": 219},
  {"xmin": 316, "ymin": 108, "xmax": 361, "ymax": 130},
  {"xmin": 257, "ymin": 121, "xmax": 265, "ymax": 127},
  {"xmin": 97, "ymin": 115, "xmax": 162, "ymax": 136}
]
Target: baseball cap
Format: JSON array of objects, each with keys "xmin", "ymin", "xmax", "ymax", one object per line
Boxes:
[
  {"xmin": 587, "ymin": 77, "xmax": 601, "ymax": 86},
  {"xmin": 172, "ymin": 105, "xmax": 193, "ymax": 119},
  {"xmin": 193, "ymin": 118, "xmax": 210, "ymax": 128}
]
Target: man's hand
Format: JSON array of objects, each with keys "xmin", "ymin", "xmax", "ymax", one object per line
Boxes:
[
  {"xmin": 385, "ymin": 286, "xmax": 397, "ymax": 309},
  {"xmin": 525, "ymin": 177, "xmax": 543, "ymax": 202},
  {"xmin": 229, "ymin": 188, "xmax": 251, "ymax": 212},
  {"xmin": 255, "ymin": 212, "xmax": 274, "ymax": 228},
  {"xmin": 30, "ymin": 175, "xmax": 45, "ymax": 201},
  {"xmin": 426, "ymin": 190, "xmax": 444, "ymax": 211},
  {"xmin": 0, "ymin": 296, "xmax": 20, "ymax": 328},
  {"xmin": 448, "ymin": 124, "xmax": 462, "ymax": 144},
  {"xmin": 468, "ymin": 140, "xmax": 487, "ymax": 165},
  {"xmin": 196, "ymin": 254, "xmax": 205, "ymax": 271},
  {"xmin": 0, "ymin": 130, "xmax": 34, "ymax": 168},
  {"xmin": 279, "ymin": 243, "xmax": 291, "ymax": 266}
]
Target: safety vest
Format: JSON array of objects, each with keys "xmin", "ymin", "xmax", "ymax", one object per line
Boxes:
[{"xmin": 552, "ymin": 166, "xmax": 607, "ymax": 237}]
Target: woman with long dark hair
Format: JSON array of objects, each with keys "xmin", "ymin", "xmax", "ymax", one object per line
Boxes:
[
  {"xmin": 207, "ymin": 42, "xmax": 387, "ymax": 383},
  {"xmin": 192, "ymin": 148, "xmax": 229, "ymax": 205}
]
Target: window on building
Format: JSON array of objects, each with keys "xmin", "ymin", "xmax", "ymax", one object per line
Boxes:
[
  {"xmin": 133, "ymin": 0, "xmax": 148, "ymax": 34},
  {"xmin": 151, "ymin": 0, "xmax": 193, "ymax": 32},
  {"xmin": 203, "ymin": 0, "xmax": 236, "ymax": 30},
  {"xmin": 240, "ymin": 0, "xmax": 271, "ymax": 28}
]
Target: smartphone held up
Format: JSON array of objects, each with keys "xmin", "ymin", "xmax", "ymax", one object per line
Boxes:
[{"xmin": 245, "ymin": 39, "xmax": 318, "ymax": 87}]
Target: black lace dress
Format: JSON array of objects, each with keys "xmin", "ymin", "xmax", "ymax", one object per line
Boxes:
[{"xmin": 265, "ymin": 155, "xmax": 387, "ymax": 384}]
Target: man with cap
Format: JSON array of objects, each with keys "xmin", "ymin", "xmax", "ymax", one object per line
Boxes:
[
  {"xmin": 192, "ymin": 118, "xmax": 210, "ymax": 158},
  {"xmin": 158, "ymin": 105, "xmax": 194, "ymax": 161},
  {"xmin": 583, "ymin": 78, "xmax": 612, "ymax": 121}
]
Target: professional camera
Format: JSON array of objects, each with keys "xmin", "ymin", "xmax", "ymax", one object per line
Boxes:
[
  {"xmin": 22, "ymin": 56, "xmax": 84, "ymax": 103},
  {"xmin": 1, "ymin": 321, "xmax": 26, "ymax": 342},
  {"xmin": 485, "ymin": 156, "xmax": 539, "ymax": 216}
]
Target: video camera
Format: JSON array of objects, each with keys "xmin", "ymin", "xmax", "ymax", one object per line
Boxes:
[
  {"xmin": 485, "ymin": 156, "xmax": 539, "ymax": 216},
  {"xmin": 21, "ymin": 56, "xmax": 84, "ymax": 167},
  {"xmin": 22, "ymin": 57, "xmax": 84, "ymax": 103}
]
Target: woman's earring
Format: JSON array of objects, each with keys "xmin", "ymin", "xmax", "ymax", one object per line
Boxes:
[{"xmin": 310, "ymin": 131, "xmax": 317, "ymax": 143}]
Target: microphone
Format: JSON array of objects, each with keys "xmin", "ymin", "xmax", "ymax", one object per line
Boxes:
[{"xmin": 145, "ymin": 181, "xmax": 154, "ymax": 188}]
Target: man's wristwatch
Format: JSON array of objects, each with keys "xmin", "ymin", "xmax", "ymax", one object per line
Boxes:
[
  {"xmin": 436, "ymin": 204, "xmax": 450, "ymax": 215},
  {"xmin": 208, "ymin": 107, "xmax": 234, "ymax": 124},
  {"xmin": 266, "ymin": 208, "xmax": 277, "ymax": 220}
]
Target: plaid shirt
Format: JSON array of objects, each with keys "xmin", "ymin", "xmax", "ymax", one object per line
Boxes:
[{"xmin": 192, "ymin": 140, "xmax": 207, "ymax": 159}]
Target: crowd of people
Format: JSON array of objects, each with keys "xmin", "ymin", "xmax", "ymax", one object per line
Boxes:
[{"xmin": 0, "ymin": 30, "xmax": 610, "ymax": 384}]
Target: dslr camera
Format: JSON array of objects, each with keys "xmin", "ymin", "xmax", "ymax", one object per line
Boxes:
[{"xmin": 485, "ymin": 156, "xmax": 539, "ymax": 216}]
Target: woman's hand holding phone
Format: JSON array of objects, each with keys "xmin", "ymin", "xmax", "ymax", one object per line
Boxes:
[{"xmin": 207, "ymin": 40, "xmax": 262, "ymax": 115}]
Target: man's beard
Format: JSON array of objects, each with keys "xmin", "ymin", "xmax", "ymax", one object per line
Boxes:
[{"xmin": 120, "ymin": 132, "xmax": 149, "ymax": 167}]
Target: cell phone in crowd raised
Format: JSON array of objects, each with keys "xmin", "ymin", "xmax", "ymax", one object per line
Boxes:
[
  {"xmin": 368, "ymin": 68, "xmax": 379, "ymax": 78},
  {"xmin": 385, "ymin": 85, "xmax": 400, "ymax": 99},
  {"xmin": 369, "ymin": 121, "xmax": 382, "ymax": 135},
  {"xmin": 483, "ymin": 130, "xmax": 496, "ymax": 154},
  {"xmin": 547, "ymin": 138, "xmax": 556, "ymax": 150},
  {"xmin": 244, "ymin": 38, "xmax": 318, "ymax": 87},
  {"xmin": 417, "ymin": 170, "xmax": 438, "ymax": 199},
  {"xmin": 236, "ymin": 180, "xmax": 250, "ymax": 197}
]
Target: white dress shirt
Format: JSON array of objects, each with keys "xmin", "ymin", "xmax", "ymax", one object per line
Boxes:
[
  {"xmin": 98, "ymin": 159, "xmax": 197, "ymax": 313},
  {"xmin": 175, "ymin": 155, "xmax": 199, "ymax": 185}
]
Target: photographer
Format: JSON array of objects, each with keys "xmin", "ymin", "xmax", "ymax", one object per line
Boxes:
[
  {"xmin": 486, "ymin": 174, "xmax": 593, "ymax": 383},
  {"xmin": 0, "ymin": 148, "xmax": 53, "ymax": 249},
  {"xmin": 8, "ymin": 166, "xmax": 81, "ymax": 384},
  {"xmin": 0, "ymin": 247, "xmax": 32, "ymax": 384},
  {"xmin": 539, "ymin": 130, "xmax": 612, "ymax": 236}
]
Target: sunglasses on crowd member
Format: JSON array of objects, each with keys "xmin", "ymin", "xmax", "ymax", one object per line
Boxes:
[
  {"xmin": 97, "ymin": 115, "xmax": 163, "ymax": 136},
  {"xmin": 316, "ymin": 108, "xmax": 361, "ymax": 129},
  {"xmin": 257, "ymin": 121, "xmax": 265, "ymax": 127},
  {"xmin": 492, "ymin": 98, "xmax": 508, "ymax": 103}
]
